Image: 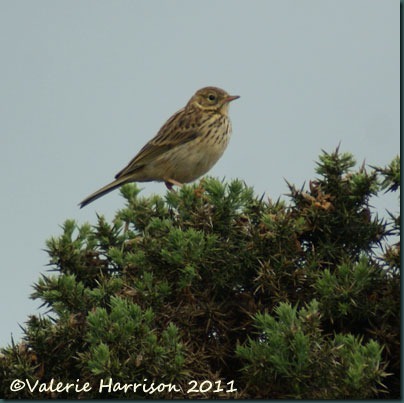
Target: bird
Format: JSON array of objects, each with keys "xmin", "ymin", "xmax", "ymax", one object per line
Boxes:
[{"xmin": 79, "ymin": 86, "xmax": 240, "ymax": 208}]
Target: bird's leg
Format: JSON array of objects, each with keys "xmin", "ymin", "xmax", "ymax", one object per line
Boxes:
[{"xmin": 165, "ymin": 179, "xmax": 183, "ymax": 190}]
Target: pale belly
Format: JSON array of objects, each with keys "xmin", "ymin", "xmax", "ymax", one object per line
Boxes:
[{"xmin": 140, "ymin": 131, "xmax": 231, "ymax": 183}]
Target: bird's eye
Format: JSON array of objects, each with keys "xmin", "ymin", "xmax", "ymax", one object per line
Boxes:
[{"xmin": 208, "ymin": 94, "xmax": 216, "ymax": 102}]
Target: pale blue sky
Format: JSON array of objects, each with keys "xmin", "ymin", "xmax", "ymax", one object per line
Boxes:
[{"xmin": 0, "ymin": 0, "xmax": 399, "ymax": 346}]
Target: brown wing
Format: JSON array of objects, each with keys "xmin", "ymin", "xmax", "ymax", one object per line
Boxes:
[{"xmin": 115, "ymin": 106, "xmax": 202, "ymax": 179}]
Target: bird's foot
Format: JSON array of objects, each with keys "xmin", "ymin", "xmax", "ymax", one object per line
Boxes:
[{"xmin": 165, "ymin": 179, "xmax": 183, "ymax": 190}]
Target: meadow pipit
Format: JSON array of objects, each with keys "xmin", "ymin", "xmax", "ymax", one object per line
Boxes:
[{"xmin": 79, "ymin": 86, "xmax": 239, "ymax": 208}]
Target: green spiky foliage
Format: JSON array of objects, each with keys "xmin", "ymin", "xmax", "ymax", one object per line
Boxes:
[{"xmin": 0, "ymin": 149, "xmax": 399, "ymax": 398}]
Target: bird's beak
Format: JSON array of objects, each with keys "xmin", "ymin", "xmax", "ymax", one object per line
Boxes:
[{"xmin": 226, "ymin": 95, "xmax": 240, "ymax": 103}]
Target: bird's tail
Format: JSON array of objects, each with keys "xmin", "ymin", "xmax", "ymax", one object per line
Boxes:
[{"xmin": 79, "ymin": 176, "xmax": 130, "ymax": 208}]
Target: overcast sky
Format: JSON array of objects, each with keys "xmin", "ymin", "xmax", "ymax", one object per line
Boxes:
[{"xmin": 0, "ymin": 0, "xmax": 399, "ymax": 347}]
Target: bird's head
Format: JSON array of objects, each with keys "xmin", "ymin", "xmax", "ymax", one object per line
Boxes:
[{"xmin": 188, "ymin": 86, "xmax": 240, "ymax": 114}]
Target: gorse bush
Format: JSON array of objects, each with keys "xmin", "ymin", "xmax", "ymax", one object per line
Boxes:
[{"xmin": 0, "ymin": 149, "xmax": 399, "ymax": 398}]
